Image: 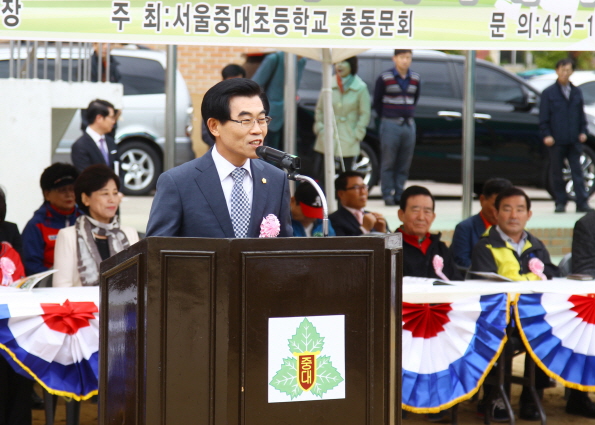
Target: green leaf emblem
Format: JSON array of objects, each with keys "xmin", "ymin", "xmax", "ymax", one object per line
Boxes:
[{"xmin": 270, "ymin": 318, "xmax": 343, "ymax": 400}]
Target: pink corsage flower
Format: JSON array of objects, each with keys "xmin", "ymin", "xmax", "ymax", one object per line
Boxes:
[
  {"xmin": 528, "ymin": 257, "xmax": 547, "ymax": 281},
  {"xmin": 259, "ymin": 214, "xmax": 281, "ymax": 238},
  {"xmin": 432, "ymin": 255, "xmax": 450, "ymax": 282},
  {"xmin": 1, "ymin": 257, "xmax": 16, "ymax": 286}
]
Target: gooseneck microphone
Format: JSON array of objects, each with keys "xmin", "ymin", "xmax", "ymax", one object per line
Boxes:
[
  {"xmin": 256, "ymin": 145, "xmax": 329, "ymax": 236},
  {"xmin": 255, "ymin": 146, "xmax": 301, "ymax": 173}
]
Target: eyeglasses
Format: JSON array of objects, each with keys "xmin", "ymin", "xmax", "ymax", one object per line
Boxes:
[
  {"xmin": 229, "ymin": 117, "xmax": 272, "ymax": 128},
  {"xmin": 343, "ymin": 185, "xmax": 368, "ymax": 192}
]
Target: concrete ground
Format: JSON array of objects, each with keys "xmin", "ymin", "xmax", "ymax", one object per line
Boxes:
[
  {"xmin": 33, "ymin": 354, "xmax": 595, "ymax": 425},
  {"xmin": 34, "ymin": 182, "xmax": 592, "ymax": 425},
  {"xmin": 117, "ymin": 180, "xmax": 589, "ymax": 263}
]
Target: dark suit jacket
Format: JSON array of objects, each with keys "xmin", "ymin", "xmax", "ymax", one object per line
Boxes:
[
  {"xmin": 0, "ymin": 221, "xmax": 22, "ymax": 256},
  {"xmin": 572, "ymin": 210, "xmax": 595, "ymax": 275},
  {"xmin": 145, "ymin": 149, "xmax": 293, "ymax": 238},
  {"xmin": 71, "ymin": 133, "xmax": 118, "ymax": 172},
  {"xmin": 450, "ymin": 213, "xmax": 487, "ymax": 269},
  {"xmin": 539, "ymin": 81, "xmax": 588, "ymax": 145},
  {"xmin": 329, "ymin": 205, "xmax": 362, "ymax": 236}
]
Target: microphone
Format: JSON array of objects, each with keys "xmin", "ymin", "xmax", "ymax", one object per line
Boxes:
[{"xmin": 256, "ymin": 146, "xmax": 301, "ymax": 172}]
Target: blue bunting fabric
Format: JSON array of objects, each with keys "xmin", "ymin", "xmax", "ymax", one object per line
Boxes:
[
  {"xmin": 516, "ymin": 293, "xmax": 595, "ymax": 391},
  {"xmin": 402, "ymin": 293, "xmax": 510, "ymax": 413}
]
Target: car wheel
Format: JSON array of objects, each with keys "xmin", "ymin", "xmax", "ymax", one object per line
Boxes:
[
  {"xmin": 546, "ymin": 145, "xmax": 595, "ymax": 201},
  {"xmin": 352, "ymin": 142, "xmax": 379, "ymax": 189},
  {"xmin": 118, "ymin": 140, "xmax": 162, "ymax": 196}
]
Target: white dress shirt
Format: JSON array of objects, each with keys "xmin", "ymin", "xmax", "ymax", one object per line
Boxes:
[
  {"xmin": 211, "ymin": 145, "xmax": 253, "ymax": 217},
  {"xmin": 86, "ymin": 127, "xmax": 107, "ymax": 152}
]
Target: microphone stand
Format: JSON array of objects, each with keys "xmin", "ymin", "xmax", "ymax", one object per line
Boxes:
[{"xmin": 287, "ymin": 170, "xmax": 330, "ymax": 238}]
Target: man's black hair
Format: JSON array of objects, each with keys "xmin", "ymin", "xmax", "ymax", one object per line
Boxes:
[
  {"xmin": 495, "ymin": 186, "xmax": 531, "ymax": 211},
  {"xmin": 556, "ymin": 57, "xmax": 575, "ymax": 70},
  {"xmin": 334, "ymin": 171, "xmax": 365, "ymax": 192},
  {"xmin": 221, "ymin": 64, "xmax": 246, "ymax": 79},
  {"xmin": 40, "ymin": 163, "xmax": 79, "ymax": 193},
  {"xmin": 86, "ymin": 99, "xmax": 116, "ymax": 125},
  {"xmin": 75, "ymin": 164, "xmax": 120, "ymax": 216},
  {"xmin": 399, "ymin": 185, "xmax": 435, "ymax": 211},
  {"xmin": 343, "ymin": 56, "xmax": 358, "ymax": 75},
  {"xmin": 482, "ymin": 178, "xmax": 513, "ymax": 198},
  {"xmin": 201, "ymin": 78, "xmax": 269, "ymax": 138},
  {"xmin": 394, "ymin": 49, "xmax": 412, "ymax": 57}
]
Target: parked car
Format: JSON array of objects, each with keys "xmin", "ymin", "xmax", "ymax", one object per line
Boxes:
[
  {"xmin": 295, "ymin": 49, "xmax": 595, "ymax": 200},
  {"xmin": 0, "ymin": 43, "xmax": 194, "ymax": 195}
]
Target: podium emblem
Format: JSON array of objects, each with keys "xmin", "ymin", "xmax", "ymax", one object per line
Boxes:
[{"xmin": 269, "ymin": 316, "xmax": 345, "ymax": 402}]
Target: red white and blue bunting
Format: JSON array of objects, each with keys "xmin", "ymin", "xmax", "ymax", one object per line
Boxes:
[
  {"xmin": 0, "ymin": 288, "xmax": 99, "ymax": 401},
  {"xmin": 516, "ymin": 293, "xmax": 595, "ymax": 391},
  {"xmin": 402, "ymin": 293, "xmax": 510, "ymax": 413}
]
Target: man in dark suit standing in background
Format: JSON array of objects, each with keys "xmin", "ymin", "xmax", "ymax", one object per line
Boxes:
[
  {"xmin": 71, "ymin": 99, "xmax": 119, "ymax": 173},
  {"xmin": 539, "ymin": 58, "xmax": 593, "ymax": 213},
  {"xmin": 329, "ymin": 171, "xmax": 388, "ymax": 236},
  {"xmin": 146, "ymin": 78, "xmax": 292, "ymax": 238}
]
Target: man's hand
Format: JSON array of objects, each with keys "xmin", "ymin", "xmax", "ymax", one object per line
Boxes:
[
  {"xmin": 543, "ymin": 136, "xmax": 555, "ymax": 146},
  {"xmin": 579, "ymin": 133, "xmax": 587, "ymax": 143},
  {"xmin": 363, "ymin": 212, "xmax": 387, "ymax": 233}
]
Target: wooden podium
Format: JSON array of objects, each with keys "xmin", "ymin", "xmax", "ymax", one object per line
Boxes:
[{"xmin": 99, "ymin": 235, "xmax": 403, "ymax": 425}]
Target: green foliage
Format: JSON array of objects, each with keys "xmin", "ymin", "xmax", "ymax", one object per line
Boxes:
[
  {"xmin": 532, "ymin": 51, "xmax": 594, "ymax": 70},
  {"xmin": 310, "ymin": 355, "xmax": 344, "ymax": 397}
]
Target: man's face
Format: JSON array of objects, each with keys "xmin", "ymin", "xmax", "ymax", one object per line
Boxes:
[
  {"xmin": 337, "ymin": 176, "xmax": 368, "ymax": 210},
  {"xmin": 393, "ymin": 52, "xmax": 412, "ymax": 76},
  {"xmin": 496, "ymin": 195, "xmax": 532, "ymax": 239},
  {"xmin": 290, "ymin": 197, "xmax": 315, "ymax": 226},
  {"xmin": 44, "ymin": 184, "xmax": 75, "ymax": 211},
  {"xmin": 479, "ymin": 193, "xmax": 499, "ymax": 226},
  {"xmin": 556, "ymin": 63, "xmax": 573, "ymax": 86},
  {"xmin": 208, "ymin": 95, "xmax": 266, "ymax": 167},
  {"xmin": 95, "ymin": 107, "xmax": 117, "ymax": 135},
  {"xmin": 397, "ymin": 194, "xmax": 435, "ymax": 238}
]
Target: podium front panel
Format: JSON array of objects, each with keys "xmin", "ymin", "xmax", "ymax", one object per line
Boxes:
[{"xmin": 100, "ymin": 236, "xmax": 402, "ymax": 425}]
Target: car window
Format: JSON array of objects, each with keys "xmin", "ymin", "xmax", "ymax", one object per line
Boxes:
[
  {"xmin": 580, "ymin": 81, "xmax": 595, "ymax": 105},
  {"xmin": 299, "ymin": 63, "xmax": 322, "ymax": 92},
  {"xmin": 412, "ymin": 60, "xmax": 455, "ymax": 98},
  {"xmin": 455, "ymin": 63, "xmax": 525, "ymax": 103},
  {"xmin": 116, "ymin": 56, "xmax": 165, "ymax": 95}
]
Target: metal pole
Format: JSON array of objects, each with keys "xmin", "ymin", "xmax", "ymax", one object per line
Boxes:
[
  {"xmin": 16, "ymin": 40, "xmax": 21, "ymax": 78},
  {"xmin": 97, "ymin": 43, "xmax": 102, "ymax": 83},
  {"xmin": 8, "ymin": 40, "xmax": 14, "ymax": 78},
  {"xmin": 68, "ymin": 41, "xmax": 73, "ymax": 82},
  {"xmin": 55, "ymin": 41, "xmax": 62, "ymax": 81},
  {"xmin": 322, "ymin": 48, "xmax": 337, "ymax": 212},
  {"xmin": 33, "ymin": 41, "xmax": 38, "ymax": 79},
  {"xmin": 462, "ymin": 50, "xmax": 476, "ymax": 220},
  {"xmin": 77, "ymin": 42, "xmax": 82, "ymax": 81},
  {"xmin": 43, "ymin": 41, "xmax": 48, "ymax": 79},
  {"xmin": 24, "ymin": 41, "xmax": 30, "ymax": 78},
  {"xmin": 283, "ymin": 52, "xmax": 297, "ymax": 155},
  {"xmin": 164, "ymin": 45, "xmax": 177, "ymax": 171},
  {"xmin": 105, "ymin": 43, "xmax": 111, "ymax": 82}
]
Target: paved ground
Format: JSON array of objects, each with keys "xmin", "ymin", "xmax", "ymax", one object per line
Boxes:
[
  {"xmin": 119, "ymin": 180, "xmax": 591, "ymax": 235},
  {"xmin": 33, "ymin": 355, "xmax": 595, "ymax": 424}
]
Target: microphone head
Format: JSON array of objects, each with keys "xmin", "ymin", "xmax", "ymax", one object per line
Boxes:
[{"xmin": 255, "ymin": 145, "xmax": 266, "ymax": 159}]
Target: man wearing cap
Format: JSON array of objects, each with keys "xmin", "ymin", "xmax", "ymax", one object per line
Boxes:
[
  {"xmin": 21, "ymin": 163, "xmax": 83, "ymax": 276},
  {"xmin": 329, "ymin": 171, "xmax": 388, "ymax": 236},
  {"xmin": 71, "ymin": 99, "xmax": 119, "ymax": 173},
  {"xmin": 291, "ymin": 183, "xmax": 336, "ymax": 237}
]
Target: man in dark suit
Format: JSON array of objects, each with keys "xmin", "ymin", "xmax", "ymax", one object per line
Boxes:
[
  {"xmin": 450, "ymin": 178, "xmax": 512, "ymax": 269},
  {"xmin": 539, "ymin": 58, "xmax": 593, "ymax": 213},
  {"xmin": 146, "ymin": 78, "xmax": 292, "ymax": 238},
  {"xmin": 71, "ymin": 99, "xmax": 119, "ymax": 173},
  {"xmin": 329, "ymin": 171, "xmax": 387, "ymax": 236}
]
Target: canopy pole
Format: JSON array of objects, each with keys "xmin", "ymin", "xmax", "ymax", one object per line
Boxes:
[
  {"xmin": 462, "ymin": 50, "xmax": 476, "ymax": 220},
  {"xmin": 165, "ymin": 45, "xmax": 177, "ymax": 171},
  {"xmin": 322, "ymin": 48, "xmax": 336, "ymax": 212},
  {"xmin": 283, "ymin": 52, "xmax": 297, "ymax": 156}
]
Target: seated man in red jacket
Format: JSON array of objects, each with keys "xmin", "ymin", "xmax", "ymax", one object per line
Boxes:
[{"xmin": 397, "ymin": 185, "xmax": 462, "ymax": 281}]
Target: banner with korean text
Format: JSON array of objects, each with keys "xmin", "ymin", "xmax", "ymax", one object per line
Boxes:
[{"xmin": 2, "ymin": 0, "xmax": 595, "ymax": 50}]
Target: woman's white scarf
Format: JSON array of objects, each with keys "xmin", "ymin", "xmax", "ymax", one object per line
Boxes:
[{"xmin": 75, "ymin": 214, "xmax": 130, "ymax": 286}]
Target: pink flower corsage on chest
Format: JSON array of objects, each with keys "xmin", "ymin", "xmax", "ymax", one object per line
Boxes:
[{"xmin": 259, "ymin": 214, "xmax": 281, "ymax": 238}]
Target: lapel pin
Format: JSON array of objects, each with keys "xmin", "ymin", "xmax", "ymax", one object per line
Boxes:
[{"xmin": 262, "ymin": 178, "xmax": 267, "ymax": 184}]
